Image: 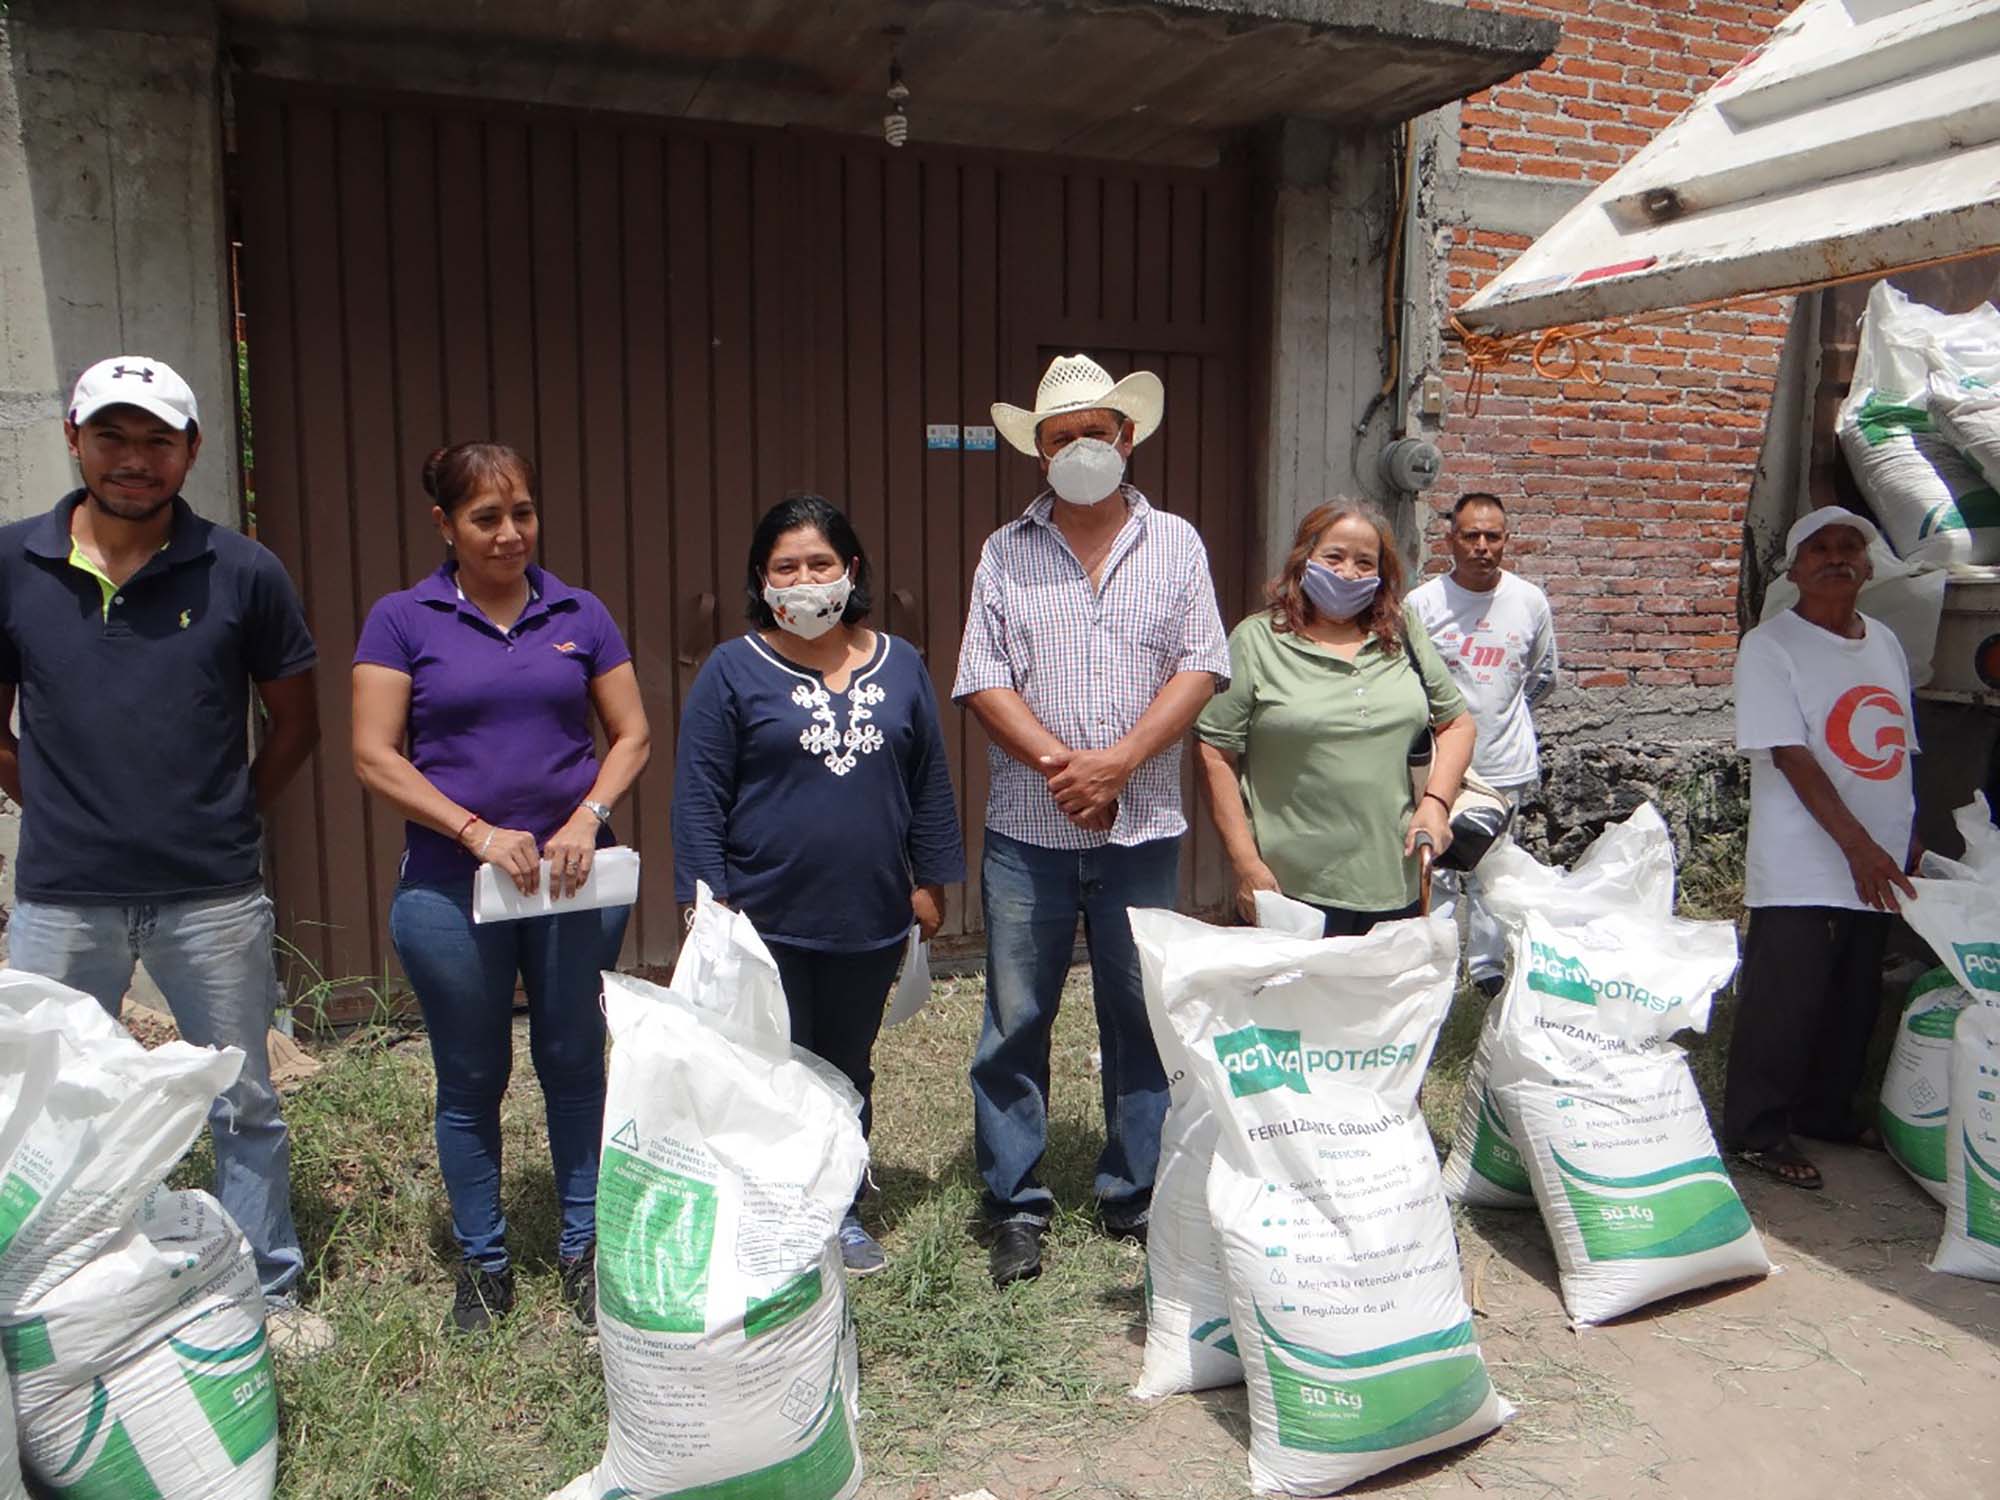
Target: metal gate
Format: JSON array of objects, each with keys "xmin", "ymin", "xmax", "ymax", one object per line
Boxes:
[{"xmin": 236, "ymin": 82, "xmax": 1254, "ymax": 980}]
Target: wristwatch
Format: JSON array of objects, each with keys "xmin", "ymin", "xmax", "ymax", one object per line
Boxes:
[{"xmin": 583, "ymin": 799, "xmax": 613, "ymax": 826}]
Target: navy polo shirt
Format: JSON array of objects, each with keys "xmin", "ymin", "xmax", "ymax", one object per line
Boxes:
[
  {"xmin": 353, "ymin": 562, "xmax": 632, "ymax": 884},
  {"xmin": 0, "ymin": 491, "xmax": 317, "ymax": 904}
]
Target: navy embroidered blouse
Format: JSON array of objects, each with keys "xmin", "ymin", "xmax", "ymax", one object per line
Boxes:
[{"xmin": 670, "ymin": 631, "xmax": 967, "ymax": 951}]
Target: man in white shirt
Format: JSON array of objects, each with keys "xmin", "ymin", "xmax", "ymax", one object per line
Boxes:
[
  {"xmin": 1408, "ymin": 492, "xmax": 1558, "ymax": 995},
  {"xmin": 1726, "ymin": 507, "xmax": 1917, "ymax": 1191}
]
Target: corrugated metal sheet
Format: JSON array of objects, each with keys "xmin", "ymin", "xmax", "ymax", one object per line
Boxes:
[{"xmin": 236, "ymin": 83, "xmax": 1253, "ymax": 981}]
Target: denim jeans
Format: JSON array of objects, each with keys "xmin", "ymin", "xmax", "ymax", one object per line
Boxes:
[
  {"xmin": 389, "ymin": 880, "xmax": 629, "ymax": 1271},
  {"xmin": 972, "ymin": 830, "xmax": 1181, "ymax": 1229},
  {"xmin": 8, "ymin": 887, "xmax": 304, "ymax": 1300}
]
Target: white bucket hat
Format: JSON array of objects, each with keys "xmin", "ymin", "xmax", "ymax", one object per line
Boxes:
[
  {"xmin": 1784, "ymin": 505, "xmax": 1881, "ymax": 567},
  {"xmin": 992, "ymin": 354, "xmax": 1164, "ymax": 457},
  {"xmin": 68, "ymin": 355, "xmax": 200, "ymax": 433}
]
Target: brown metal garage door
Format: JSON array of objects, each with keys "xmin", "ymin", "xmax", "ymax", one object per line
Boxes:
[{"xmin": 235, "ymin": 82, "xmax": 1254, "ymax": 980}]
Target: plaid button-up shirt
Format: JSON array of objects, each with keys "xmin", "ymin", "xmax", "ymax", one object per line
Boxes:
[{"xmin": 952, "ymin": 488, "xmax": 1231, "ymax": 850}]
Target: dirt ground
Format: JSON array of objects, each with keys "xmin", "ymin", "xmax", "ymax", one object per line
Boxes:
[{"xmin": 884, "ymin": 1142, "xmax": 2000, "ymax": 1500}]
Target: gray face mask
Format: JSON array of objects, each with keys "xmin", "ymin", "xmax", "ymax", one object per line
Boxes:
[
  {"xmin": 1302, "ymin": 561, "xmax": 1381, "ymax": 621},
  {"xmin": 1046, "ymin": 437, "xmax": 1126, "ymax": 506}
]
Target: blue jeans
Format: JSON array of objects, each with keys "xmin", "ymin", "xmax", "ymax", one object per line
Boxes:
[
  {"xmin": 972, "ymin": 830, "xmax": 1181, "ymax": 1229},
  {"xmin": 7, "ymin": 887, "xmax": 304, "ymax": 1301},
  {"xmin": 389, "ymin": 881, "xmax": 629, "ymax": 1271}
]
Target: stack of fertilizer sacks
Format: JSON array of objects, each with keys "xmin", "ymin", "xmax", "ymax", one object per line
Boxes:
[
  {"xmin": 1894, "ymin": 796, "xmax": 2000, "ymax": 1281},
  {"xmin": 1438, "ymin": 805, "xmax": 1772, "ymax": 1326},
  {"xmin": 1129, "ymin": 904, "xmax": 1514, "ymax": 1495},
  {"xmin": 1837, "ymin": 282, "xmax": 2000, "ymax": 567},
  {"xmin": 0, "ymin": 969, "xmax": 276, "ymax": 1500}
]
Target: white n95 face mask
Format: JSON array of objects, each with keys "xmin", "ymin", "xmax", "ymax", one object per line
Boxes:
[
  {"xmin": 763, "ymin": 574, "xmax": 853, "ymax": 641},
  {"xmin": 1046, "ymin": 437, "xmax": 1126, "ymax": 506}
]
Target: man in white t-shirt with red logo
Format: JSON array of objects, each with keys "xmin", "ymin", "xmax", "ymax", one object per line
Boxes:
[
  {"xmin": 1726, "ymin": 507, "xmax": 1917, "ymax": 1191},
  {"xmin": 1409, "ymin": 492, "xmax": 1558, "ymax": 996}
]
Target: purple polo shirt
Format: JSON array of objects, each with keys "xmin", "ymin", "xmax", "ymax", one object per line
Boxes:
[{"xmin": 354, "ymin": 562, "xmax": 631, "ymax": 883}]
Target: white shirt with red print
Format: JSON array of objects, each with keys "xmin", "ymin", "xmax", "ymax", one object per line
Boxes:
[
  {"xmin": 1407, "ymin": 570, "xmax": 1557, "ymax": 786},
  {"xmin": 1735, "ymin": 607, "xmax": 1917, "ymax": 910}
]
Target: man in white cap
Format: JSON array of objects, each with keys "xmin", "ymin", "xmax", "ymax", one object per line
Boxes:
[
  {"xmin": 1725, "ymin": 505, "xmax": 1917, "ymax": 1191},
  {"xmin": 0, "ymin": 357, "xmax": 327, "ymax": 1349},
  {"xmin": 953, "ymin": 354, "xmax": 1230, "ymax": 1286}
]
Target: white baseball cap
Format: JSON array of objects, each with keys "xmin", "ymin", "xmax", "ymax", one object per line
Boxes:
[
  {"xmin": 1784, "ymin": 505, "xmax": 1881, "ymax": 567},
  {"xmin": 67, "ymin": 356, "xmax": 200, "ymax": 433}
]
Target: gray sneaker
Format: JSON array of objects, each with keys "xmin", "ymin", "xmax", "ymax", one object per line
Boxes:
[
  {"xmin": 264, "ymin": 1298, "xmax": 336, "ymax": 1360},
  {"xmin": 837, "ymin": 1213, "xmax": 887, "ymax": 1276}
]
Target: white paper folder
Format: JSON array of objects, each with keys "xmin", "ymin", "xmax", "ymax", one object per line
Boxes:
[{"xmin": 472, "ymin": 846, "xmax": 641, "ymax": 924}]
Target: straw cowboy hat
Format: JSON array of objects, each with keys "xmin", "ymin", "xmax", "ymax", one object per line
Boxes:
[{"xmin": 991, "ymin": 354, "xmax": 1164, "ymax": 457}]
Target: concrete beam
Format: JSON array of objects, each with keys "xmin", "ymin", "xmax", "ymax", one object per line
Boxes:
[
  {"xmin": 0, "ymin": 0, "xmax": 237, "ymax": 526},
  {"xmin": 1434, "ymin": 166, "xmax": 1589, "ymax": 239}
]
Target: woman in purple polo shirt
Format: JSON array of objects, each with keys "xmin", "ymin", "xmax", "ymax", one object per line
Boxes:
[
  {"xmin": 672, "ymin": 494, "xmax": 965, "ymax": 1275},
  {"xmin": 351, "ymin": 442, "xmax": 650, "ymax": 1335}
]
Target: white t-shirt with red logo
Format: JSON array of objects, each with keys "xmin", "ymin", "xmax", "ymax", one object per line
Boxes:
[
  {"xmin": 1736, "ymin": 607, "xmax": 1917, "ymax": 910},
  {"xmin": 1406, "ymin": 571, "xmax": 1558, "ymax": 785}
]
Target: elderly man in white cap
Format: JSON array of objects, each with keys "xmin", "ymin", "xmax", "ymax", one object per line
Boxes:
[
  {"xmin": 953, "ymin": 354, "xmax": 1229, "ymax": 1286},
  {"xmin": 0, "ymin": 357, "xmax": 327, "ymax": 1351},
  {"xmin": 1725, "ymin": 505, "xmax": 1918, "ymax": 1192}
]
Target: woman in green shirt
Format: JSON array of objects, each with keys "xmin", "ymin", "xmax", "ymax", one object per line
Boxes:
[{"xmin": 1196, "ymin": 501, "xmax": 1475, "ymax": 937}]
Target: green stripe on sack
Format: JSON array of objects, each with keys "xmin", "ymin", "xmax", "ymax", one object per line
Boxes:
[
  {"xmin": 1265, "ymin": 1345, "xmax": 1494, "ymax": 1455},
  {"xmin": 1963, "ymin": 1131, "xmax": 2000, "ymax": 1248},
  {"xmin": 1471, "ymin": 1091, "xmax": 1532, "ymax": 1195},
  {"xmin": 745, "ymin": 1268, "xmax": 822, "ymax": 1341},
  {"xmin": 1909, "ymin": 966, "xmax": 1961, "ymax": 1003},
  {"xmin": 1192, "ymin": 1317, "xmax": 1232, "ymax": 1345},
  {"xmin": 2, "ymin": 1315, "xmax": 54, "ymax": 1373},
  {"xmin": 1556, "ymin": 1158, "xmax": 1753, "ymax": 1262},
  {"xmin": 1550, "ymin": 1149, "xmax": 1728, "ymax": 1191},
  {"xmin": 1255, "ymin": 1305, "xmax": 1473, "ymax": 1371},
  {"xmin": 0, "ymin": 1170, "xmax": 44, "ymax": 1260},
  {"xmin": 1879, "ymin": 1106, "xmax": 1946, "ymax": 1185},
  {"xmin": 1855, "ymin": 396, "xmax": 1932, "ymax": 444}
]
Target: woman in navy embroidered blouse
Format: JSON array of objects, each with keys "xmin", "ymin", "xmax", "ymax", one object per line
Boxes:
[{"xmin": 671, "ymin": 495, "xmax": 965, "ymax": 1272}]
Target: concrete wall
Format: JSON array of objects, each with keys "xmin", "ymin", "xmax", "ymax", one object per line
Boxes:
[{"xmin": 0, "ymin": 0, "xmax": 237, "ymax": 529}]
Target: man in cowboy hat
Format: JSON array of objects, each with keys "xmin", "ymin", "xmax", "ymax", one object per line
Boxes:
[
  {"xmin": 953, "ymin": 353, "xmax": 1230, "ymax": 1287},
  {"xmin": 1726, "ymin": 506, "xmax": 1917, "ymax": 1193}
]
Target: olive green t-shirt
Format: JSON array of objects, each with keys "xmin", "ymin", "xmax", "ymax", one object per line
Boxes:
[{"xmin": 1196, "ymin": 607, "xmax": 1466, "ymax": 911}]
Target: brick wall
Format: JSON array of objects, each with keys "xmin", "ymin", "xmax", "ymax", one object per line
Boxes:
[{"xmin": 1434, "ymin": 0, "xmax": 1794, "ymax": 690}]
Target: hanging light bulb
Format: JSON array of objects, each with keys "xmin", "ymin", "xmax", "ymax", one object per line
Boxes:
[{"xmin": 883, "ymin": 59, "xmax": 910, "ymax": 147}]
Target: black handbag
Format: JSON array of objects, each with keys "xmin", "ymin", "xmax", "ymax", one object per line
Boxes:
[{"xmin": 1406, "ymin": 729, "xmax": 1518, "ymax": 874}]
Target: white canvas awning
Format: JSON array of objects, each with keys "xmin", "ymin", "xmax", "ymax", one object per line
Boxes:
[{"xmin": 1457, "ymin": 0, "xmax": 2000, "ymax": 334}]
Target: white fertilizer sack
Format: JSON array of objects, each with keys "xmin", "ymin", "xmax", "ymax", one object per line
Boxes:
[
  {"xmin": 553, "ymin": 977, "xmax": 868, "ymax": 1500},
  {"xmin": 1491, "ymin": 912, "xmax": 1768, "ymax": 1326},
  {"xmin": 668, "ymin": 881, "xmax": 792, "ymax": 1041},
  {"xmin": 1444, "ymin": 804, "xmax": 1678, "ymax": 1211},
  {"xmin": 1902, "ymin": 879, "xmax": 2000, "ymax": 1004},
  {"xmin": 1132, "ymin": 910, "xmax": 1245, "ymax": 1399},
  {"xmin": 0, "ymin": 971, "xmax": 245, "ymax": 1312},
  {"xmin": 1936, "ymin": 1002, "xmax": 2000, "ymax": 1281},
  {"xmin": 1837, "ymin": 283, "xmax": 2000, "ymax": 565},
  {"xmin": 7, "ymin": 1188, "xmax": 275, "ymax": 1499},
  {"xmin": 1476, "ymin": 802, "xmax": 1677, "ymax": 935},
  {"xmin": 1150, "ymin": 910, "xmax": 1512, "ymax": 1495},
  {"xmin": 1440, "ymin": 1005, "xmax": 1535, "ymax": 1211},
  {"xmin": 1879, "ymin": 967, "xmax": 1971, "ymax": 1203}
]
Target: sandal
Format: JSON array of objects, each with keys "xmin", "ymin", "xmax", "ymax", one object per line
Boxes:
[{"xmin": 1735, "ymin": 1140, "xmax": 1823, "ymax": 1191}]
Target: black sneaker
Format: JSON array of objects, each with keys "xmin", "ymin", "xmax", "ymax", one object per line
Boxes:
[
  {"xmin": 560, "ymin": 1252, "xmax": 598, "ymax": 1330},
  {"xmin": 451, "ymin": 1263, "xmax": 515, "ymax": 1334},
  {"xmin": 989, "ymin": 1221, "xmax": 1044, "ymax": 1288},
  {"xmin": 1475, "ymin": 974, "xmax": 1505, "ymax": 1000},
  {"xmin": 1103, "ymin": 1216, "xmax": 1149, "ymax": 1249}
]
